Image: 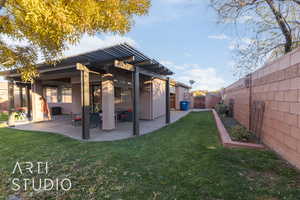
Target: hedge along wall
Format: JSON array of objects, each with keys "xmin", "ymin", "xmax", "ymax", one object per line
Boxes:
[{"xmin": 224, "ymin": 47, "xmax": 300, "ymax": 169}]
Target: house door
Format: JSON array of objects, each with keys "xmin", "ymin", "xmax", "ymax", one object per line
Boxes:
[{"xmin": 170, "ymin": 94, "xmax": 176, "ymax": 109}]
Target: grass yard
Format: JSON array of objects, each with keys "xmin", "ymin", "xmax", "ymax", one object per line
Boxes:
[
  {"xmin": 0, "ymin": 112, "xmax": 8, "ymax": 122},
  {"xmin": 0, "ymin": 112, "xmax": 299, "ymax": 200}
]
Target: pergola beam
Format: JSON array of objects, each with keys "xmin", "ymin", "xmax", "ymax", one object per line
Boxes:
[{"xmin": 138, "ymin": 67, "xmax": 166, "ymax": 80}]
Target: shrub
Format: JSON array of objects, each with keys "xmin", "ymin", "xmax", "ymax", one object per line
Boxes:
[
  {"xmin": 230, "ymin": 125, "xmax": 252, "ymax": 142},
  {"xmin": 215, "ymin": 103, "xmax": 228, "ymax": 116},
  {"xmin": 13, "ymin": 108, "xmax": 27, "ymax": 121},
  {"xmin": 0, "ymin": 112, "xmax": 8, "ymax": 121}
]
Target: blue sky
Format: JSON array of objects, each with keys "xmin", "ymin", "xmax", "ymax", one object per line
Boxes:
[
  {"xmin": 1, "ymin": 0, "xmax": 243, "ymax": 91},
  {"xmin": 127, "ymin": 0, "xmax": 238, "ymax": 91}
]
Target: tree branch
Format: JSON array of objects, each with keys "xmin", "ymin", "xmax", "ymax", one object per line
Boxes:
[{"xmin": 265, "ymin": 0, "xmax": 293, "ymax": 53}]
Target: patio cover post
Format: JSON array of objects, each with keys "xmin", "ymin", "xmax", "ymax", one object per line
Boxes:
[
  {"xmin": 31, "ymin": 81, "xmax": 43, "ymax": 122},
  {"xmin": 102, "ymin": 73, "xmax": 115, "ymax": 130},
  {"xmin": 78, "ymin": 63, "xmax": 90, "ymax": 140},
  {"xmin": 133, "ymin": 66, "xmax": 140, "ymax": 136},
  {"xmin": 166, "ymin": 77, "xmax": 170, "ymax": 124},
  {"xmin": 19, "ymin": 85, "xmax": 24, "ymax": 107},
  {"xmin": 7, "ymin": 79, "xmax": 15, "ymax": 127},
  {"xmin": 25, "ymin": 85, "xmax": 31, "ymax": 119}
]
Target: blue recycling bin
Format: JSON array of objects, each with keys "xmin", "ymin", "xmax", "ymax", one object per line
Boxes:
[{"xmin": 180, "ymin": 101, "xmax": 190, "ymax": 111}]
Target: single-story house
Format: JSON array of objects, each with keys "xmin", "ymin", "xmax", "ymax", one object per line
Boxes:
[
  {"xmin": 3, "ymin": 43, "xmax": 190, "ymax": 140},
  {"xmin": 169, "ymin": 81, "xmax": 191, "ymax": 110}
]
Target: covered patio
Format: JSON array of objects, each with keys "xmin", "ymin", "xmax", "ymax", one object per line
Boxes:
[
  {"xmin": 5, "ymin": 43, "xmax": 176, "ymax": 140},
  {"xmin": 12, "ymin": 110, "xmax": 190, "ymax": 141}
]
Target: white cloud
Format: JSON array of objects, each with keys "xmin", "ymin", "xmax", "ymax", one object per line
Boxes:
[
  {"xmin": 184, "ymin": 52, "xmax": 192, "ymax": 57},
  {"xmin": 228, "ymin": 37, "xmax": 254, "ymax": 50},
  {"xmin": 238, "ymin": 15, "xmax": 253, "ymax": 23},
  {"xmin": 64, "ymin": 34, "xmax": 137, "ymax": 57},
  {"xmin": 161, "ymin": 60, "xmax": 226, "ymax": 91},
  {"xmin": 1, "ymin": 35, "xmax": 29, "ymax": 47},
  {"xmin": 161, "ymin": 60, "xmax": 185, "ymax": 70},
  {"xmin": 222, "ymin": 15, "xmax": 254, "ymax": 24},
  {"xmin": 1, "ymin": 34, "xmax": 138, "ymax": 59},
  {"xmin": 208, "ymin": 34, "xmax": 230, "ymax": 40}
]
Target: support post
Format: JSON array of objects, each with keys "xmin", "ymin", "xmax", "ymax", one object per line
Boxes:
[
  {"xmin": 19, "ymin": 86, "xmax": 24, "ymax": 107},
  {"xmin": 8, "ymin": 79, "xmax": 15, "ymax": 126},
  {"xmin": 166, "ymin": 77, "xmax": 170, "ymax": 124},
  {"xmin": 102, "ymin": 74, "xmax": 115, "ymax": 130},
  {"xmin": 26, "ymin": 85, "xmax": 31, "ymax": 119},
  {"xmin": 133, "ymin": 67, "xmax": 140, "ymax": 136},
  {"xmin": 31, "ymin": 80, "xmax": 45, "ymax": 122},
  {"xmin": 81, "ymin": 69, "xmax": 90, "ymax": 140}
]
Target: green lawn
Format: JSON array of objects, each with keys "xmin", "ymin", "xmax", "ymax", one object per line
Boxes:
[
  {"xmin": 0, "ymin": 112, "xmax": 299, "ymax": 200},
  {"xmin": 0, "ymin": 112, "xmax": 8, "ymax": 121}
]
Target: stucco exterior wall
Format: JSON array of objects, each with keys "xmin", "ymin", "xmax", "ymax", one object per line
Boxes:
[
  {"xmin": 224, "ymin": 47, "xmax": 300, "ymax": 169},
  {"xmin": 140, "ymin": 79, "xmax": 152, "ymax": 120},
  {"xmin": 71, "ymin": 83, "xmax": 82, "ymax": 114},
  {"xmin": 48, "ymin": 103, "xmax": 73, "ymax": 114},
  {"xmin": 0, "ymin": 82, "xmax": 27, "ymax": 112},
  {"xmin": 152, "ymin": 78, "xmax": 166, "ymax": 119},
  {"xmin": 0, "ymin": 82, "xmax": 8, "ymax": 112},
  {"xmin": 175, "ymin": 86, "xmax": 189, "ymax": 110},
  {"xmin": 31, "ymin": 81, "xmax": 44, "ymax": 121}
]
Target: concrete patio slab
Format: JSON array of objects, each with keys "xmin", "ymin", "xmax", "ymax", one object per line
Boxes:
[{"xmin": 11, "ymin": 110, "xmax": 200, "ymax": 141}]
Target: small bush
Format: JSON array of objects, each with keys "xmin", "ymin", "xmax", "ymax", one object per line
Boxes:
[
  {"xmin": 0, "ymin": 112, "xmax": 8, "ymax": 121},
  {"xmin": 230, "ymin": 125, "xmax": 252, "ymax": 142},
  {"xmin": 13, "ymin": 108, "xmax": 27, "ymax": 121},
  {"xmin": 215, "ymin": 103, "xmax": 228, "ymax": 116}
]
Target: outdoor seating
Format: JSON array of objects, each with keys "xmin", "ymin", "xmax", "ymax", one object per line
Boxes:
[
  {"xmin": 71, "ymin": 112, "xmax": 102, "ymax": 128},
  {"xmin": 118, "ymin": 109, "xmax": 133, "ymax": 122}
]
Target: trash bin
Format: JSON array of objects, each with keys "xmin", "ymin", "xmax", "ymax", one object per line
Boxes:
[{"xmin": 180, "ymin": 101, "xmax": 190, "ymax": 111}]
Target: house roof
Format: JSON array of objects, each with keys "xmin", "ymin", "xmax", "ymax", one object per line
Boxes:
[
  {"xmin": 170, "ymin": 79, "xmax": 191, "ymax": 89},
  {"xmin": 4, "ymin": 43, "xmax": 173, "ymax": 78}
]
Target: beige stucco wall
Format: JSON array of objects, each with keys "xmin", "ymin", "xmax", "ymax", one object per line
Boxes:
[
  {"xmin": 48, "ymin": 103, "xmax": 73, "ymax": 114},
  {"xmin": 0, "ymin": 82, "xmax": 28, "ymax": 111},
  {"xmin": 152, "ymin": 78, "xmax": 166, "ymax": 119},
  {"xmin": 71, "ymin": 83, "xmax": 82, "ymax": 114},
  {"xmin": 140, "ymin": 79, "xmax": 152, "ymax": 120},
  {"xmin": 26, "ymin": 73, "xmax": 167, "ymax": 122},
  {"xmin": 175, "ymin": 86, "xmax": 189, "ymax": 110},
  {"xmin": 32, "ymin": 82, "xmax": 44, "ymax": 121}
]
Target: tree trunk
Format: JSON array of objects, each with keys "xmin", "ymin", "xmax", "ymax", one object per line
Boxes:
[{"xmin": 265, "ymin": 0, "xmax": 293, "ymax": 53}]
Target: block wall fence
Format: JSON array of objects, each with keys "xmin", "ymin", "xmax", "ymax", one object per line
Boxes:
[{"xmin": 224, "ymin": 47, "xmax": 300, "ymax": 169}]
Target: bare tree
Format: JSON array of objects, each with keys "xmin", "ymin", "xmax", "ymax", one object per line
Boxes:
[{"xmin": 210, "ymin": 0, "xmax": 300, "ymax": 77}]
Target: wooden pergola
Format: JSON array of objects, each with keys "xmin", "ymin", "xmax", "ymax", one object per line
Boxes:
[{"xmin": 5, "ymin": 43, "xmax": 173, "ymax": 140}]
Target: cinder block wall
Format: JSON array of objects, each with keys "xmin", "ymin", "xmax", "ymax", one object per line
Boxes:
[
  {"xmin": 224, "ymin": 48, "xmax": 300, "ymax": 169},
  {"xmin": 224, "ymin": 78, "xmax": 250, "ymax": 129}
]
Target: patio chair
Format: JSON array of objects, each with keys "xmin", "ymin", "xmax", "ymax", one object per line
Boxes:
[
  {"xmin": 71, "ymin": 113, "xmax": 101, "ymax": 128},
  {"xmin": 71, "ymin": 113, "xmax": 82, "ymax": 127},
  {"xmin": 90, "ymin": 113, "xmax": 101, "ymax": 128},
  {"xmin": 119, "ymin": 109, "xmax": 133, "ymax": 122}
]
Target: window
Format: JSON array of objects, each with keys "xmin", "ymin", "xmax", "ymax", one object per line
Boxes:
[
  {"xmin": 44, "ymin": 86, "xmax": 72, "ymax": 103},
  {"xmin": 62, "ymin": 87, "xmax": 72, "ymax": 103},
  {"xmin": 45, "ymin": 87, "xmax": 58, "ymax": 103}
]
